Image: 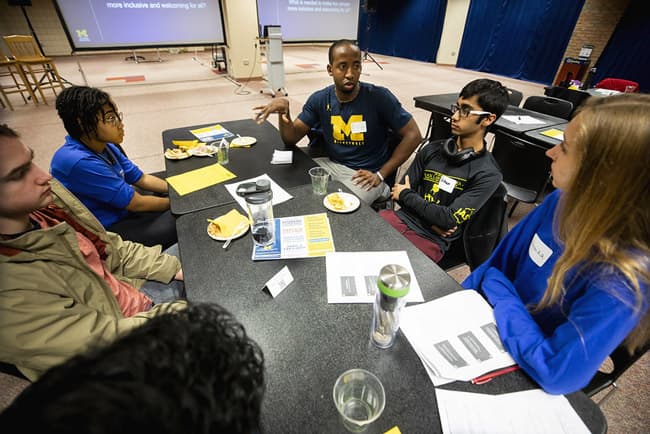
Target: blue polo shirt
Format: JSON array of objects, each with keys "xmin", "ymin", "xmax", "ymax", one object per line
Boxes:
[
  {"xmin": 50, "ymin": 136, "xmax": 143, "ymax": 227},
  {"xmin": 298, "ymin": 82, "xmax": 412, "ymax": 172}
]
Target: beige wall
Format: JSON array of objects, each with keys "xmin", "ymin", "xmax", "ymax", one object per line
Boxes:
[
  {"xmin": 436, "ymin": 0, "xmax": 470, "ymax": 66},
  {"xmin": 222, "ymin": 0, "xmax": 262, "ymax": 80}
]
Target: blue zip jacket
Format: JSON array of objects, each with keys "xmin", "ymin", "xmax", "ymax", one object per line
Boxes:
[{"xmin": 462, "ymin": 190, "xmax": 648, "ymax": 394}]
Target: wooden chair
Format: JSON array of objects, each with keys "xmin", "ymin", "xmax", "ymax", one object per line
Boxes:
[
  {"xmin": 0, "ymin": 53, "xmax": 34, "ymax": 110},
  {"xmin": 2, "ymin": 35, "xmax": 66, "ymax": 105}
]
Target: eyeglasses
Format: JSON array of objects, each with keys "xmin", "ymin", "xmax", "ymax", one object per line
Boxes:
[
  {"xmin": 103, "ymin": 112, "xmax": 123, "ymax": 126},
  {"xmin": 450, "ymin": 104, "xmax": 491, "ymax": 119}
]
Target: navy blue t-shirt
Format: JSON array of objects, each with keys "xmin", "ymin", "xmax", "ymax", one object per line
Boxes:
[{"xmin": 298, "ymin": 82, "xmax": 412, "ymax": 172}]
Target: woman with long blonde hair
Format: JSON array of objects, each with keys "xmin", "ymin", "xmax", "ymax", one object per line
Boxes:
[{"xmin": 462, "ymin": 93, "xmax": 649, "ymax": 394}]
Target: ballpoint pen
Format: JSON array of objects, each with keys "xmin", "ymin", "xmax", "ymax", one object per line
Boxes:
[{"xmin": 471, "ymin": 365, "xmax": 520, "ymax": 384}]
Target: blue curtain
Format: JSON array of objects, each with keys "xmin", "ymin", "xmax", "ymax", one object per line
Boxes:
[
  {"xmin": 593, "ymin": 0, "xmax": 649, "ymax": 92},
  {"xmin": 456, "ymin": 0, "xmax": 584, "ymax": 84},
  {"xmin": 357, "ymin": 0, "xmax": 447, "ymax": 63}
]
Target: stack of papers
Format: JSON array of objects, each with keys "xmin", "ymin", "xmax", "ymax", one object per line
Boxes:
[
  {"xmin": 436, "ymin": 389, "xmax": 590, "ymax": 434},
  {"xmin": 401, "ymin": 290, "xmax": 515, "ymax": 385},
  {"xmin": 271, "ymin": 150, "xmax": 293, "ymax": 164},
  {"xmin": 252, "ymin": 213, "xmax": 335, "ymax": 260}
]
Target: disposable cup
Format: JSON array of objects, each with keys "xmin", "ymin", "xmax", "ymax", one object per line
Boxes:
[
  {"xmin": 333, "ymin": 369, "xmax": 386, "ymax": 432},
  {"xmin": 309, "ymin": 167, "xmax": 329, "ymax": 195}
]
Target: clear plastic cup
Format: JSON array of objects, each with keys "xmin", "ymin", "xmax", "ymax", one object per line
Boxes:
[
  {"xmin": 333, "ymin": 369, "xmax": 386, "ymax": 432},
  {"xmin": 309, "ymin": 166, "xmax": 329, "ymax": 195}
]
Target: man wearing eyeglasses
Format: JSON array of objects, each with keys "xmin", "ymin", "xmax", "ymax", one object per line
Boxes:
[
  {"xmin": 379, "ymin": 79, "xmax": 508, "ymax": 262},
  {"xmin": 50, "ymin": 86, "xmax": 176, "ymax": 250}
]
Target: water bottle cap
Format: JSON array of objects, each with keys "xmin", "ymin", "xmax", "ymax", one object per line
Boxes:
[{"xmin": 377, "ymin": 264, "xmax": 410, "ymax": 298}]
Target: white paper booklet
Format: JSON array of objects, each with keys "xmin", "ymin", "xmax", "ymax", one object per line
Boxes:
[
  {"xmin": 400, "ymin": 290, "xmax": 515, "ymax": 381},
  {"xmin": 325, "ymin": 251, "xmax": 424, "ymax": 304}
]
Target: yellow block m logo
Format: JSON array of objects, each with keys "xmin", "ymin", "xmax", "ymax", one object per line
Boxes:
[{"xmin": 331, "ymin": 115, "xmax": 364, "ymax": 142}]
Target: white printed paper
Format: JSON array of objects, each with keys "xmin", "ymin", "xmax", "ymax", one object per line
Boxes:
[
  {"xmin": 325, "ymin": 251, "xmax": 424, "ymax": 304},
  {"xmin": 436, "ymin": 389, "xmax": 590, "ymax": 434},
  {"xmin": 501, "ymin": 115, "xmax": 545, "ymax": 125},
  {"xmin": 400, "ymin": 290, "xmax": 515, "ymax": 381},
  {"xmin": 225, "ymin": 174, "xmax": 293, "ymax": 211}
]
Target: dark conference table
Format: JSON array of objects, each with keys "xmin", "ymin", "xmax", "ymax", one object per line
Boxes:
[
  {"xmin": 174, "ymin": 179, "xmax": 606, "ymax": 433},
  {"xmin": 413, "ymin": 93, "xmax": 568, "ymax": 137},
  {"xmin": 162, "ymin": 119, "xmax": 315, "ymax": 215}
]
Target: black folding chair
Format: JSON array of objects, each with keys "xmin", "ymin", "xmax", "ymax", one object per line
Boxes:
[
  {"xmin": 506, "ymin": 87, "xmax": 524, "ymax": 107},
  {"xmin": 523, "ymin": 95, "xmax": 573, "ymax": 120},
  {"xmin": 491, "ymin": 130, "xmax": 553, "ymax": 217},
  {"xmin": 438, "ymin": 183, "xmax": 509, "ymax": 271}
]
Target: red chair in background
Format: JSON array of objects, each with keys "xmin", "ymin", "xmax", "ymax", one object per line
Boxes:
[{"xmin": 595, "ymin": 78, "xmax": 640, "ymax": 93}]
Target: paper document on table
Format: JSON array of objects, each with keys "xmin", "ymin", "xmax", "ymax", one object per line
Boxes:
[
  {"xmin": 501, "ymin": 115, "xmax": 545, "ymax": 125},
  {"xmin": 400, "ymin": 290, "xmax": 515, "ymax": 381},
  {"xmin": 436, "ymin": 389, "xmax": 590, "ymax": 434},
  {"xmin": 252, "ymin": 213, "xmax": 335, "ymax": 261},
  {"xmin": 325, "ymin": 251, "xmax": 424, "ymax": 304},
  {"xmin": 189, "ymin": 124, "xmax": 234, "ymax": 142},
  {"xmin": 225, "ymin": 174, "xmax": 293, "ymax": 211},
  {"xmin": 166, "ymin": 163, "xmax": 236, "ymax": 196},
  {"xmin": 540, "ymin": 128, "xmax": 564, "ymax": 140}
]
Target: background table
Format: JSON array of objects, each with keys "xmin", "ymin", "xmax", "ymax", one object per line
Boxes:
[
  {"xmin": 524, "ymin": 123, "xmax": 568, "ymax": 149},
  {"xmin": 175, "ymin": 181, "xmax": 606, "ymax": 433},
  {"xmin": 162, "ymin": 119, "xmax": 315, "ymax": 215}
]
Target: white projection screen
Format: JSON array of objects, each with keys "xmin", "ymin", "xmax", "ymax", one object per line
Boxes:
[
  {"xmin": 54, "ymin": 0, "xmax": 226, "ymax": 50},
  {"xmin": 257, "ymin": 0, "xmax": 360, "ymax": 42}
]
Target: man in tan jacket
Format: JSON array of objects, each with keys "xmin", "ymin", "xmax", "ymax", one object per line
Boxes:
[{"xmin": 0, "ymin": 124, "xmax": 186, "ymax": 380}]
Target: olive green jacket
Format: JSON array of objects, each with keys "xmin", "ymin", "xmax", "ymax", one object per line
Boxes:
[{"xmin": 0, "ymin": 180, "xmax": 186, "ymax": 380}]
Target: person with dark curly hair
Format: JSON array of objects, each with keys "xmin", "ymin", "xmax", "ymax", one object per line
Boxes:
[
  {"xmin": 51, "ymin": 86, "xmax": 177, "ymax": 249},
  {"xmin": 0, "ymin": 303, "xmax": 265, "ymax": 434}
]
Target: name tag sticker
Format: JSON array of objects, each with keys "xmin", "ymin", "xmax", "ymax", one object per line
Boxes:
[
  {"xmin": 529, "ymin": 233, "xmax": 553, "ymax": 267},
  {"xmin": 438, "ymin": 175, "xmax": 457, "ymax": 193},
  {"xmin": 351, "ymin": 121, "xmax": 367, "ymax": 134}
]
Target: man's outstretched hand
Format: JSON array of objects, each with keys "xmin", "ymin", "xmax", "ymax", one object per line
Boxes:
[{"xmin": 253, "ymin": 98, "xmax": 291, "ymax": 124}]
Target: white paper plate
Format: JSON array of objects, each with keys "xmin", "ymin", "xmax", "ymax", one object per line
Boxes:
[
  {"xmin": 323, "ymin": 192, "xmax": 360, "ymax": 213},
  {"xmin": 231, "ymin": 136, "xmax": 257, "ymax": 147},
  {"xmin": 207, "ymin": 221, "xmax": 250, "ymax": 241},
  {"xmin": 164, "ymin": 149, "xmax": 191, "ymax": 160},
  {"xmin": 189, "ymin": 144, "xmax": 218, "ymax": 157}
]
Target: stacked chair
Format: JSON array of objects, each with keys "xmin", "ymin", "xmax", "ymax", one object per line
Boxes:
[{"xmin": 3, "ymin": 34, "xmax": 66, "ymax": 105}]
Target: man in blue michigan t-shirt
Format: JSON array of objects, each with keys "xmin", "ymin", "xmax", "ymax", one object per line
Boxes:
[{"xmin": 254, "ymin": 39, "xmax": 422, "ymax": 205}]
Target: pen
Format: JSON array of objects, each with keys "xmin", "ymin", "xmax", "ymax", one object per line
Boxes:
[{"xmin": 471, "ymin": 365, "xmax": 520, "ymax": 384}]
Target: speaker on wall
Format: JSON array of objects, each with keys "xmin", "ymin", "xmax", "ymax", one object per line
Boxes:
[{"xmin": 8, "ymin": 0, "xmax": 33, "ymax": 5}]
